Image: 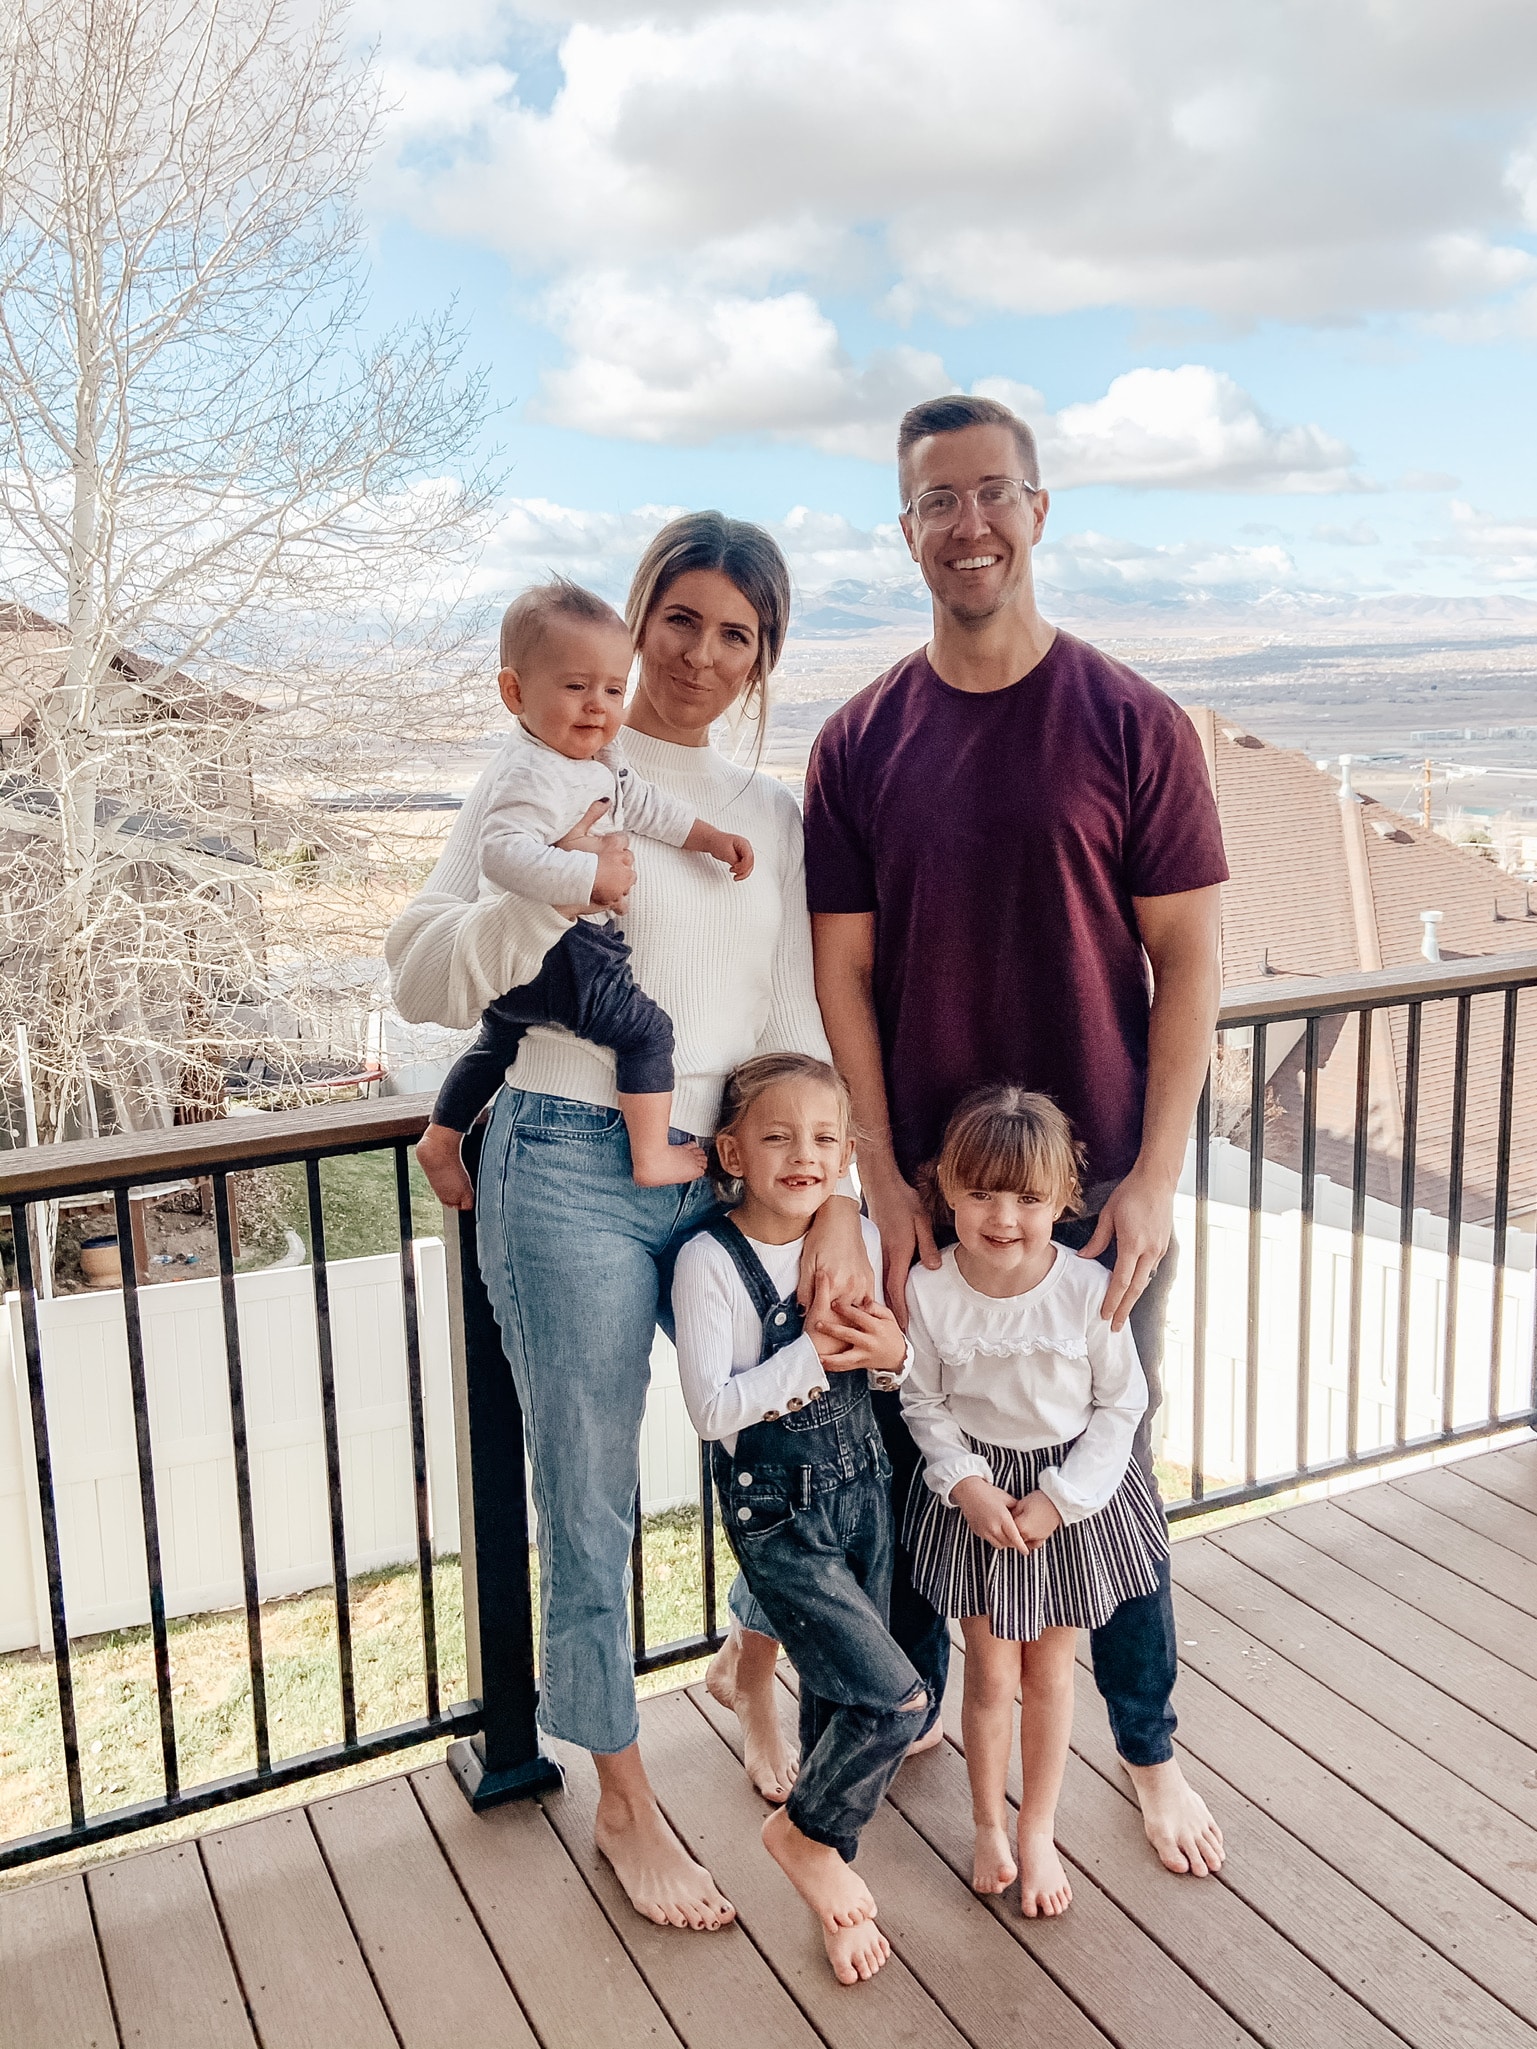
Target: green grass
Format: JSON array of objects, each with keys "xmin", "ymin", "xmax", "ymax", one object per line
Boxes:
[{"xmin": 258, "ymin": 1148, "xmax": 445, "ymax": 1265}]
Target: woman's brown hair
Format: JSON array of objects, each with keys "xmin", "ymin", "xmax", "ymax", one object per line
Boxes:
[
  {"xmin": 709, "ymin": 1052, "xmax": 852, "ymax": 1198},
  {"xmin": 924, "ymin": 1085, "xmax": 1083, "ymax": 1230},
  {"xmin": 624, "ymin": 511, "xmax": 792, "ymax": 730}
]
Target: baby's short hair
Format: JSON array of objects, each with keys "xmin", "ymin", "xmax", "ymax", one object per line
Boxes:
[
  {"xmin": 927, "ymin": 1086, "xmax": 1083, "ymax": 1226},
  {"xmin": 499, "ymin": 576, "xmax": 628, "ymax": 674}
]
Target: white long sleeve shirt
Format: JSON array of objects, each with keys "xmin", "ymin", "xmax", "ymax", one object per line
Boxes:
[
  {"xmin": 674, "ymin": 1216, "xmax": 903, "ymax": 1454},
  {"xmin": 478, "ymin": 725, "xmax": 697, "ymax": 909},
  {"xmin": 899, "ymin": 1246, "xmax": 1148, "ymax": 1526},
  {"xmin": 384, "ymin": 729, "xmax": 832, "ymax": 1139}
]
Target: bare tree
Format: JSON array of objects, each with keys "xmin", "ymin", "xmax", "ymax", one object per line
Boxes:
[{"xmin": 0, "ymin": 0, "xmax": 493, "ymax": 1144}]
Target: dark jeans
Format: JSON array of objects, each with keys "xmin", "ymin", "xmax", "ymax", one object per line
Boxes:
[
  {"xmin": 883, "ymin": 1217, "xmax": 1181, "ymax": 1768},
  {"xmin": 716, "ymin": 1375, "xmax": 925, "ymax": 1863},
  {"xmin": 434, "ymin": 921, "xmax": 674, "ymax": 1132}
]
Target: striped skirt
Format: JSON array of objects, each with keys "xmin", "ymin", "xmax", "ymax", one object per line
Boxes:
[{"xmin": 904, "ymin": 1437, "xmax": 1168, "ymax": 1640}]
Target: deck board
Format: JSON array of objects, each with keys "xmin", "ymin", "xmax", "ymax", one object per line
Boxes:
[
  {"xmin": 199, "ymin": 1811, "xmax": 397, "ymax": 2049},
  {"xmin": 412, "ymin": 1761, "xmax": 682, "ymax": 2049},
  {"xmin": 1147, "ymin": 1655, "xmax": 1537, "ymax": 2024},
  {"xmin": 1212, "ymin": 1513, "xmax": 1537, "ymax": 1742},
  {"xmin": 0, "ymin": 1876, "xmax": 118, "ymax": 2049},
  {"xmin": 1173, "ymin": 1530, "xmax": 1537, "ymax": 1825},
  {"xmin": 308, "ymin": 1774, "xmax": 536, "ymax": 2049},
  {"xmin": 88, "ymin": 1843, "xmax": 255, "ymax": 2049},
  {"xmin": 4, "ymin": 1438, "xmax": 1537, "ymax": 2049}
]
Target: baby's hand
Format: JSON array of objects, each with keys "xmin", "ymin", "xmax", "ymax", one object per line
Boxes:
[
  {"xmin": 951, "ymin": 1476, "xmax": 1029, "ymax": 1552},
  {"xmin": 684, "ymin": 819, "xmax": 754, "ymax": 880},
  {"xmin": 1011, "ymin": 1490, "xmax": 1064, "ymax": 1552}
]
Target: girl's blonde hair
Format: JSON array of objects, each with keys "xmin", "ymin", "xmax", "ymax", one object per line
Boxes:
[
  {"xmin": 709, "ymin": 1053, "xmax": 852, "ymax": 1199},
  {"xmin": 926, "ymin": 1086, "xmax": 1083, "ymax": 1229}
]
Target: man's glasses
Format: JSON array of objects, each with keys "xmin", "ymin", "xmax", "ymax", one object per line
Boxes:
[{"xmin": 903, "ymin": 478, "xmax": 1039, "ymax": 529}]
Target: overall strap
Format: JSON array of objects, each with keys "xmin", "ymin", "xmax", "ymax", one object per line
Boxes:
[{"xmin": 705, "ymin": 1219, "xmax": 805, "ymax": 1361}]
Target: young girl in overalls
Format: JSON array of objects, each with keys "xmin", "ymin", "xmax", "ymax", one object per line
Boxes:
[
  {"xmin": 672, "ymin": 1052, "xmax": 923, "ymax": 1985},
  {"xmin": 901, "ymin": 1086, "xmax": 1167, "ymax": 1917}
]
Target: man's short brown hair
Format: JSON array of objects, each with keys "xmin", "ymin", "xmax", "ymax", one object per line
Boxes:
[
  {"xmin": 499, "ymin": 576, "xmax": 628, "ymax": 674},
  {"xmin": 896, "ymin": 394, "xmax": 1041, "ymax": 497}
]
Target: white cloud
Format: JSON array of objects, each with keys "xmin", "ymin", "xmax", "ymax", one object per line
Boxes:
[
  {"xmin": 371, "ymin": 0, "xmax": 1537, "ymax": 326},
  {"xmin": 532, "ymin": 278, "xmax": 946, "ymax": 455},
  {"xmin": 1420, "ymin": 501, "xmax": 1537, "ymax": 583},
  {"xmin": 981, "ymin": 367, "xmax": 1366, "ymax": 493},
  {"xmin": 1312, "ymin": 520, "xmax": 1381, "ymax": 546},
  {"xmin": 1036, "ymin": 530, "xmax": 1306, "ymax": 597}
]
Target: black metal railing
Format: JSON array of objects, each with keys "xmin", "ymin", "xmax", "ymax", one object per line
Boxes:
[{"xmin": 1, "ymin": 946, "xmax": 1534, "ymax": 1866}]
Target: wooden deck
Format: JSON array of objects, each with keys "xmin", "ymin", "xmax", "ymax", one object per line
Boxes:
[{"xmin": 4, "ymin": 1438, "xmax": 1537, "ymax": 2049}]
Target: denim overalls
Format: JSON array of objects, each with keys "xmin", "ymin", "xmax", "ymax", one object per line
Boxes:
[{"xmin": 708, "ymin": 1220, "xmax": 927, "ymax": 1863}]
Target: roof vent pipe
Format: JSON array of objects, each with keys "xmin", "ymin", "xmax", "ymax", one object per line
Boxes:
[
  {"xmin": 1338, "ymin": 754, "xmax": 1359, "ymax": 802},
  {"xmin": 1420, "ymin": 909, "xmax": 1443, "ymax": 962}
]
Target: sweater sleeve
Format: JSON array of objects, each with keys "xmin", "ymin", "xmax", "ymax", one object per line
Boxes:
[
  {"xmin": 673, "ymin": 1238, "xmax": 831, "ymax": 1442},
  {"xmin": 479, "ymin": 752, "xmax": 600, "ymax": 906},
  {"xmin": 752, "ymin": 795, "xmax": 832, "ymax": 1062},
  {"xmin": 1036, "ymin": 1288, "xmax": 1149, "ymax": 1525},
  {"xmin": 384, "ymin": 750, "xmax": 572, "ymax": 1027},
  {"xmin": 898, "ymin": 1288, "xmax": 992, "ymax": 1504}
]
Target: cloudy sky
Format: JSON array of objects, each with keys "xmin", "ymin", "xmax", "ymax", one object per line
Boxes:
[{"xmin": 353, "ymin": 0, "xmax": 1537, "ymax": 612}]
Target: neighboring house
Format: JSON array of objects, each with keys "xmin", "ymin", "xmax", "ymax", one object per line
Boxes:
[{"xmin": 1189, "ymin": 709, "xmax": 1537, "ymax": 1229}]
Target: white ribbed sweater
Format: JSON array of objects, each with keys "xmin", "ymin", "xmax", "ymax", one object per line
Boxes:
[{"xmin": 385, "ymin": 729, "xmax": 831, "ymax": 1138}]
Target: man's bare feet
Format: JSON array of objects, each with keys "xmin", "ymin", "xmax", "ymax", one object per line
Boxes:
[
  {"xmin": 825, "ymin": 1918, "xmax": 891, "ymax": 1985},
  {"xmin": 762, "ymin": 1806, "xmax": 875, "ymax": 1928},
  {"xmin": 705, "ymin": 1627, "xmax": 799, "ymax": 1803},
  {"xmin": 1017, "ymin": 1831, "xmax": 1072, "ymax": 1916},
  {"xmin": 594, "ymin": 1789, "xmax": 735, "ymax": 1929},
  {"xmin": 971, "ymin": 1821, "xmax": 1018, "ymax": 1895},
  {"xmin": 1121, "ymin": 1757, "xmax": 1225, "ymax": 1876},
  {"xmin": 416, "ymin": 1123, "xmax": 475, "ymax": 1210},
  {"xmin": 630, "ymin": 1140, "xmax": 710, "ymax": 1187}
]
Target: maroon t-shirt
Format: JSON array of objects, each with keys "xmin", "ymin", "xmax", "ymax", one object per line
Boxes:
[{"xmin": 803, "ymin": 632, "xmax": 1228, "ymax": 1194}]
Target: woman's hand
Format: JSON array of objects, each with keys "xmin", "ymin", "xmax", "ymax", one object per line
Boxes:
[
  {"xmin": 807, "ymin": 1300, "xmax": 907, "ymax": 1376},
  {"xmin": 797, "ymin": 1193, "xmax": 874, "ymax": 1327},
  {"xmin": 554, "ymin": 798, "xmax": 635, "ymax": 914},
  {"xmin": 1010, "ymin": 1490, "xmax": 1064, "ymax": 1552},
  {"xmin": 951, "ymin": 1476, "xmax": 1029, "ymax": 1552}
]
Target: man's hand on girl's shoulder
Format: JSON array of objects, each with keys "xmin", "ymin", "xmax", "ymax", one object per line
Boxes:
[
  {"xmin": 860, "ymin": 1166, "xmax": 941, "ymax": 1330},
  {"xmin": 951, "ymin": 1476, "xmax": 1029, "ymax": 1552}
]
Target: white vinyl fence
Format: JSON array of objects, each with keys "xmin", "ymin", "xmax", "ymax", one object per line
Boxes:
[{"xmin": 5, "ymin": 1154, "xmax": 1531, "ymax": 1654}]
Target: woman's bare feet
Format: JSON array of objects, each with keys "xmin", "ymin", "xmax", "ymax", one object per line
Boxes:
[
  {"xmin": 706, "ymin": 1626, "xmax": 799, "ymax": 1803},
  {"xmin": 1016, "ymin": 1831, "xmax": 1073, "ymax": 1917},
  {"xmin": 825, "ymin": 1918, "xmax": 891, "ymax": 1985},
  {"xmin": 594, "ymin": 1787, "xmax": 735, "ymax": 1930},
  {"xmin": 1121, "ymin": 1758, "xmax": 1225, "ymax": 1876},
  {"xmin": 971, "ymin": 1821, "xmax": 1018, "ymax": 1895},
  {"xmin": 761, "ymin": 1806, "xmax": 875, "ymax": 1928}
]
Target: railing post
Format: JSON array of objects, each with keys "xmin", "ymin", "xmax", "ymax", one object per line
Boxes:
[{"xmin": 443, "ymin": 1126, "xmax": 563, "ymax": 1809}]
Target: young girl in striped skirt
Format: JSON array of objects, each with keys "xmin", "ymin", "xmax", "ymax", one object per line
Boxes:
[{"xmin": 900, "ymin": 1086, "xmax": 1167, "ymax": 1916}]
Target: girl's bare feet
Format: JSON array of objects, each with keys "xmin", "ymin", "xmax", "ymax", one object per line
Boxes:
[
  {"xmin": 705, "ymin": 1627, "xmax": 799, "ymax": 1803},
  {"xmin": 1016, "ymin": 1831, "xmax": 1072, "ymax": 1917},
  {"xmin": 825, "ymin": 1918, "xmax": 891, "ymax": 1985},
  {"xmin": 1121, "ymin": 1758, "xmax": 1225, "ymax": 1876},
  {"xmin": 971, "ymin": 1821, "xmax": 1018, "ymax": 1895},
  {"xmin": 761, "ymin": 1806, "xmax": 875, "ymax": 1927},
  {"xmin": 594, "ymin": 1788, "xmax": 735, "ymax": 1930},
  {"xmin": 905, "ymin": 1720, "xmax": 944, "ymax": 1758}
]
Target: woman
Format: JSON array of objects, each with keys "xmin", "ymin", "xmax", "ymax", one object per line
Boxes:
[{"xmin": 386, "ymin": 513, "xmax": 871, "ymax": 1931}]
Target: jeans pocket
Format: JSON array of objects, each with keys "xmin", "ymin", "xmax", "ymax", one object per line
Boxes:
[
  {"xmin": 726, "ymin": 1475, "xmax": 795, "ymax": 1543},
  {"xmin": 514, "ymin": 1109, "xmax": 625, "ymax": 1146}
]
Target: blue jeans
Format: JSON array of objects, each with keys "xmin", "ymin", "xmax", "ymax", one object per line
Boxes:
[
  {"xmin": 716, "ymin": 1376, "xmax": 925, "ymax": 1862},
  {"xmin": 475, "ymin": 1087, "xmax": 725, "ymax": 1754}
]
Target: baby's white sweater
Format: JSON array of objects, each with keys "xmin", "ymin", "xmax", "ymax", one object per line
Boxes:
[{"xmin": 386, "ymin": 729, "xmax": 831, "ymax": 1138}]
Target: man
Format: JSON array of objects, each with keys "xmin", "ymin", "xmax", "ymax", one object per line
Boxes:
[{"xmin": 805, "ymin": 393, "xmax": 1227, "ymax": 1877}]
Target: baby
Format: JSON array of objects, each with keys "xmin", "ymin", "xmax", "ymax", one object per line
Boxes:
[{"xmin": 416, "ymin": 578, "xmax": 752, "ymax": 1202}]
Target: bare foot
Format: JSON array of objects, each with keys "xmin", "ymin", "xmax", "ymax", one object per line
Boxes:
[
  {"xmin": 971, "ymin": 1821, "xmax": 1018, "ymax": 1895},
  {"xmin": 630, "ymin": 1141, "xmax": 709, "ymax": 1187},
  {"xmin": 905, "ymin": 1720, "xmax": 944, "ymax": 1758},
  {"xmin": 1016, "ymin": 1831, "xmax": 1072, "ymax": 1917},
  {"xmin": 594, "ymin": 1791, "xmax": 735, "ymax": 1929},
  {"xmin": 762, "ymin": 1806, "xmax": 875, "ymax": 1928},
  {"xmin": 706, "ymin": 1629, "xmax": 799, "ymax": 1803},
  {"xmin": 1121, "ymin": 1757, "xmax": 1225, "ymax": 1876},
  {"xmin": 416, "ymin": 1124, "xmax": 474, "ymax": 1210},
  {"xmin": 824, "ymin": 1917, "xmax": 891, "ymax": 1985}
]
